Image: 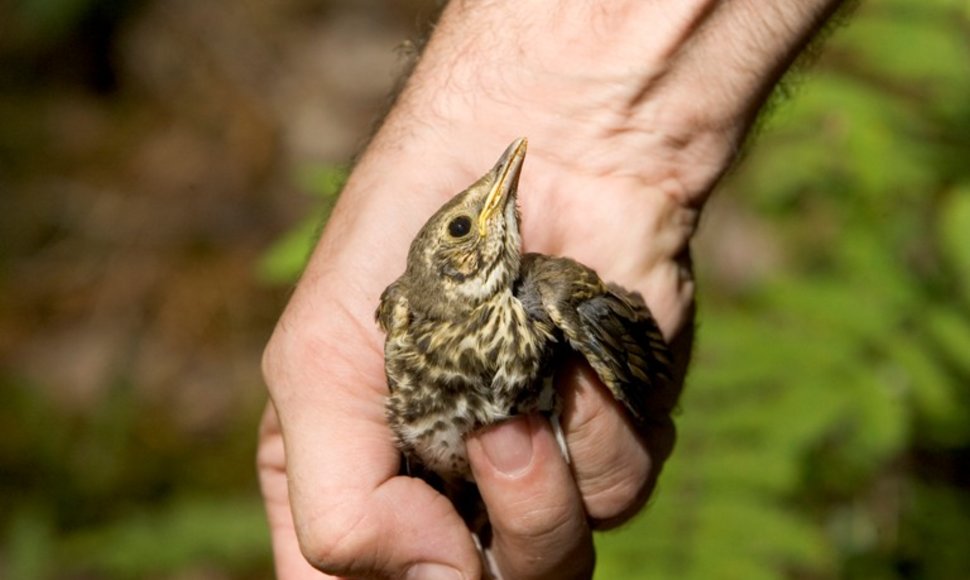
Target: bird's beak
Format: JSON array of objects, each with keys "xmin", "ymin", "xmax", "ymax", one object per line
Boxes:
[{"xmin": 478, "ymin": 137, "xmax": 527, "ymax": 235}]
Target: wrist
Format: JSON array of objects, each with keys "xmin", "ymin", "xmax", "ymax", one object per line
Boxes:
[
  {"xmin": 399, "ymin": 0, "xmax": 735, "ymax": 196},
  {"xmin": 384, "ymin": 0, "xmax": 842, "ymax": 204}
]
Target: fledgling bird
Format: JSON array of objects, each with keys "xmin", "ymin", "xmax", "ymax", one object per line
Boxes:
[{"xmin": 376, "ymin": 138, "xmax": 671, "ymax": 503}]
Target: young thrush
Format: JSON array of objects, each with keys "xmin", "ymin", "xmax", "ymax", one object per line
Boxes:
[{"xmin": 376, "ymin": 138, "xmax": 671, "ymax": 521}]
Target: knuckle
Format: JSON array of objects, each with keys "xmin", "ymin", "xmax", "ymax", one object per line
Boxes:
[
  {"xmin": 499, "ymin": 500, "xmax": 577, "ymax": 545},
  {"xmin": 255, "ymin": 405, "xmax": 282, "ymax": 471},
  {"xmin": 261, "ymin": 304, "xmax": 383, "ymax": 401},
  {"xmin": 567, "ymin": 400, "xmax": 656, "ymax": 525},
  {"xmin": 260, "ymin": 323, "xmax": 292, "ymax": 392},
  {"xmin": 492, "ymin": 498, "xmax": 595, "ymax": 578},
  {"xmin": 585, "ymin": 470, "xmax": 652, "ymax": 528},
  {"xmin": 583, "ymin": 417, "xmax": 678, "ymax": 528},
  {"xmin": 296, "ymin": 504, "xmax": 374, "ymax": 575},
  {"xmin": 562, "ymin": 370, "xmax": 679, "ymax": 527}
]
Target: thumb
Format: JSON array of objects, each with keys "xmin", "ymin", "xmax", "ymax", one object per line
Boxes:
[{"xmin": 467, "ymin": 415, "xmax": 594, "ymax": 579}]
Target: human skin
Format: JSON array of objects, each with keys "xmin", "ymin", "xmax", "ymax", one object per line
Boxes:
[{"xmin": 259, "ymin": 1, "xmax": 846, "ymax": 578}]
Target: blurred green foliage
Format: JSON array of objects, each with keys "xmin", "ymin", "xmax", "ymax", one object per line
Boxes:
[
  {"xmin": 8, "ymin": 0, "xmax": 138, "ymax": 44},
  {"xmin": 257, "ymin": 164, "xmax": 346, "ymax": 285},
  {"xmin": 595, "ymin": 0, "xmax": 970, "ymax": 578},
  {"xmin": 0, "ymin": 374, "xmax": 272, "ymax": 578},
  {"xmin": 4, "ymin": 0, "xmax": 968, "ymax": 578}
]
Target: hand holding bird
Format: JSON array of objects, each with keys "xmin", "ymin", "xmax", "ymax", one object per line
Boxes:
[{"xmin": 377, "ymin": 141, "xmax": 676, "ymax": 560}]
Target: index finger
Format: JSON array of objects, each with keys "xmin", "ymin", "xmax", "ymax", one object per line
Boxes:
[
  {"xmin": 262, "ymin": 305, "xmax": 482, "ymax": 578},
  {"xmin": 559, "ymin": 359, "xmax": 678, "ymax": 529}
]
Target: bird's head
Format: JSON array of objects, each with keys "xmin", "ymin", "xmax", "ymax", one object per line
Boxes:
[{"xmin": 405, "ymin": 138, "xmax": 527, "ymax": 309}]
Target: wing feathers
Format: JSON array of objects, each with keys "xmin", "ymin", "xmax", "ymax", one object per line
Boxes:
[{"xmin": 518, "ymin": 253, "xmax": 671, "ymax": 426}]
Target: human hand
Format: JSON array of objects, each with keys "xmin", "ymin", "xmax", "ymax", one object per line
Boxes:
[
  {"xmin": 258, "ymin": 137, "xmax": 685, "ymax": 579},
  {"xmin": 259, "ymin": 1, "xmax": 844, "ymax": 578}
]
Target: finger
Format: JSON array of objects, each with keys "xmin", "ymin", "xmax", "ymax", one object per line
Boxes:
[
  {"xmin": 467, "ymin": 415, "xmax": 594, "ymax": 580},
  {"xmin": 559, "ymin": 359, "xmax": 678, "ymax": 529},
  {"xmin": 259, "ymin": 404, "xmax": 340, "ymax": 579},
  {"xmin": 262, "ymin": 322, "xmax": 481, "ymax": 579}
]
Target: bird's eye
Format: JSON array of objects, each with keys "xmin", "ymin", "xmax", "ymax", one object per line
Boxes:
[{"xmin": 448, "ymin": 215, "xmax": 472, "ymax": 238}]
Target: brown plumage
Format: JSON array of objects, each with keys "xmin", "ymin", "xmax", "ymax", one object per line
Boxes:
[{"xmin": 376, "ymin": 138, "xmax": 671, "ymax": 535}]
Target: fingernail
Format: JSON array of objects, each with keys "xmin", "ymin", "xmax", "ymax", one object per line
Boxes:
[
  {"xmin": 476, "ymin": 415, "xmax": 535, "ymax": 476},
  {"xmin": 405, "ymin": 563, "xmax": 463, "ymax": 580}
]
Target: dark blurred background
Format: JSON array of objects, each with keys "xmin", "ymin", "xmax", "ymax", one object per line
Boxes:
[{"xmin": 1, "ymin": 1, "xmax": 968, "ymax": 578}]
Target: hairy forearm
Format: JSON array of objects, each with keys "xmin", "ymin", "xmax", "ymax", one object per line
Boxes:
[{"xmin": 373, "ymin": 0, "xmax": 845, "ymax": 196}]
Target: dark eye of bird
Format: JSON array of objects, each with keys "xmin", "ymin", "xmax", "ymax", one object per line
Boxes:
[{"xmin": 448, "ymin": 215, "xmax": 472, "ymax": 238}]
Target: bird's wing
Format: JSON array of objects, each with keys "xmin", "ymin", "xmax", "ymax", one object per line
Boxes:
[
  {"xmin": 376, "ymin": 279, "xmax": 412, "ymax": 396},
  {"xmin": 517, "ymin": 253, "xmax": 672, "ymax": 425},
  {"xmin": 375, "ymin": 278, "xmax": 408, "ymax": 334}
]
